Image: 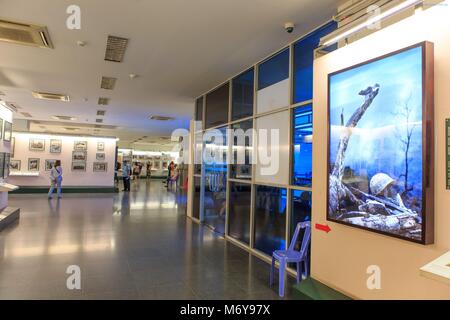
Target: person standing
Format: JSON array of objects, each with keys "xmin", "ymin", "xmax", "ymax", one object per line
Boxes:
[
  {"xmin": 48, "ymin": 160, "xmax": 63, "ymax": 199},
  {"xmin": 122, "ymin": 160, "xmax": 131, "ymax": 192}
]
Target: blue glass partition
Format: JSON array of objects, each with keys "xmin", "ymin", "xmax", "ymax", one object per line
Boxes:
[
  {"xmin": 228, "ymin": 182, "xmax": 252, "ymax": 244},
  {"xmin": 293, "ymin": 21, "xmax": 337, "ymax": 104},
  {"xmin": 195, "ymin": 97, "xmax": 203, "ymax": 122},
  {"xmin": 254, "ymin": 185, "xmax": 287, "ymax": 255},
  {"xmin": 258, "ymin": 48, "xmax": 289, "ymax": 91},
  {"xmin": 232, "ymin": 68, "xmax": 254, "ymax": 121},
  {"xmin": 205, "ymin": 83, "xmax": 229, "ymax": 129},
  {"xmin": 292, "ymin": 104, "xmax": 313, "ymax": 187}
]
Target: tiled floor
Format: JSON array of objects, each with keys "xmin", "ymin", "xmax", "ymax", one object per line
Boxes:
[{"xmin": 0, "ymin": 180, "xmax": 297, "ymax": 300}]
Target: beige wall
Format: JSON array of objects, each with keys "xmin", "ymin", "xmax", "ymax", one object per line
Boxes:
[{"xmin": 312, "ymin": 5, "xmax": 450, "ymax": 299}]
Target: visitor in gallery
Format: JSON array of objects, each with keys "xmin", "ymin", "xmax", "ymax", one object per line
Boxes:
[
  {"xmin": 114, "ymin": 161, "xmax": 121, "ymax": 185},
  {"xmin": 132, "ymin": 162, "xmax": 141, "ymax": 181},
  {"xmin": 122, "ymin": 160, "xmax": 131, "ymax": 192},
  {"xmin": 165, "ymin": 161, "xmax": 175, "ymax": 188},
  {"xmin": 146, "ymin": 162, "xmax": 152, "ymax": 179},
  {"xmin": 48, "ymin": 160, "xmax": 63, "ymax": 199}
]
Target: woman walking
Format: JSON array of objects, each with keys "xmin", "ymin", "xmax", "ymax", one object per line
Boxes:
[{"xmin": 48, "ymin": 160, "xmax": 63, "ymax": 199}]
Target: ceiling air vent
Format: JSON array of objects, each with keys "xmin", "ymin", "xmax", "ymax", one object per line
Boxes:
[
  {"xmin": 4, "ymin": 101, "xmax": 20, "ymax": 112},
  {"xmin": 96, "ymin": 119, "xmax": 103, "ymax": 123},
  {"xmin": 52, "ymin": 115, "xmax": 76, "ymax": 121},
  {"xmin": 101, "ymin": 76, "xmax": 117, "ymax": 90},
  {"xmin": 32, "ymin": 91, "xmax": 69, "ymax": 102},
  {"xmin": 97, "ymin": 110, "xmax": 106, "ymax": 116},
  {"xmin": 0, "ymin": 91, "xmax": 5, "ymax": 96},
  {"xmin": 20, "ymin": 112, "xmax": 32, "ymax": 118},
  {"xmin": 149, "ymin": 116, "xmax": 175, "ymax": 121},
  {"xmin": 64, "ymin": 127, "xmax": 79, "ymax": 131},
  {"xmin": 0, "ymin": 19, "xmax": 53, "ymax": 48},
  {"xmin": 98, "ymin": 97, "xmax": 109, "ymax": 105},
  {"xmin": 104, "ymin": 35, "xmax": 128, "ymax": 62}
]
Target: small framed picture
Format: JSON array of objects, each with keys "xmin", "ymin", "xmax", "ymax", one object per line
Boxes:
[
  {"xmin": 72, "ymin": 151, "xmax": 87, "ymax": 161},
  {"xmin": 93, "ymin": 162, "xmax": 107, "ymax": 172},
  {"xmin": 3, "ymin": 121, "xmax": 12, "ymax": 142},
  {"xmin": 45, "ymin": 159, "xmax": 57, "ymax": 171},
  {"xmin": 11, "ymin": 137, "xmax": 15, "ymax": 158},
  {"xmin": 50, "ymin": 139, "xmax": 62, "ymax": 153},
  {"xmin": 0, "ymin": 153, "xmax": 4, "ymax": 178},
  {"xmin": 0, "ymin": 118, "xmax": 3, "ymax": 140},
  {"xmin": 97, "ymin": 141, "xmax": 105, "ymax": 151},
  {"xmin": 28, "ymin": 158, "xmax": 40, "ymax": 171},
  {"xmin": 96, "ymin": 153, "xmax": 105, "ymax": 161},
  {"xmin": 29, "ymin": 138, "xmax": 46, "ymax": 152},
  {"xmin": 74, "ymin": 141, "xmax": 88, "ymax": 151},
  {"xmin": 72, "ymin": 161, "xmax": 86, "ymax": 172},
  {"xmin": 10, "ymin": 160, "xmax": 21, "ymax": 171},
  {"xmin": 4, "ymin": 153, "xmax": 10, "ymax": 178}
]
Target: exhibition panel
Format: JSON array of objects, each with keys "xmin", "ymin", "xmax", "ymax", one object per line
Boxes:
[{"xmin": 228, "ymin": 181, "xmax": 252, "ymax": 245}]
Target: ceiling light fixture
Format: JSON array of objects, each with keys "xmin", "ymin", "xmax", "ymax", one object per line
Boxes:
[
  {"xmin": 32, "ymin": 91, "xmax": 70, "ymax": 102},
  {"xmin": 321, "ymin": 0, "xmax": 423, "ymax": 47}
]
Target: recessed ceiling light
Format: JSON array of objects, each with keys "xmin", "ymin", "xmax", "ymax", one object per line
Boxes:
[
  {"xmin": 77, "ymin": 40, "xmax": 86, "ymax": 47},
  {"xmin": 129, "ymin": 74, "xmax": 138, "ymax": 79}
]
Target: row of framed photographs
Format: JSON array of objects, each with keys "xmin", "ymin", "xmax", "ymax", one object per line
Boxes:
[
  {"xmin": 29, "ymin": 139, "xmax": 106, "ymax": 153},
  {"xmin": 10, "ymin": 159, "xmax": 108, "ymax": 172},
  {"xmin": 0, "ymin": 119, "xmax": 12, "ymax": 142},
  {"xmin": 72, "ymin": 151, "xmax": 106, "ymax": 161}
]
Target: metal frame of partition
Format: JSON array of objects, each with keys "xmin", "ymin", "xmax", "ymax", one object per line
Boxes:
[{"xmin": 190, "ymin": 20, "xmax": 336, "ymax": 270}]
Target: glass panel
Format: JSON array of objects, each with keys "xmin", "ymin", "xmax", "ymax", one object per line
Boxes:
[
  {"xmin": 292, "ymin": 104, "xmax": 313, "ymax": 187},
  {"xmin": 195, "ymin": 97, "xmax": 203, "ymax": 122},
  {"xmin": 228, "ymin": 182, "xmax": 252, "ymax": 245},
  {"xmin": 254, "ymin": 185, "xmax": 287, "ymax": 255},
  {"xmin": 232, "ymin": 68, "xmax": 254, "ymax": 121},
  {"xmin": 203, "ymin": 126, "xmax": 228, "ymax": 234},
  {"xmin": 258, "ymin": 48, "xmax": 289, "ymax": 90},
  {"xmin": 293, "ymin": 21, "xmax": 337, "ymax": 104},
  {"xmin": 205, "ymin": 83, "xmax": 229, "ymax": 129},
  {"xmin": 193, "ymin": 176, "xmax": 201, "ymax": 220},
  {"xmin": 194, "ymin": 131, "xmax": 203, "ymax": 175},
  {"xmin": 231, "ymin": 120, "xmax": 252, "ymax": 180}
]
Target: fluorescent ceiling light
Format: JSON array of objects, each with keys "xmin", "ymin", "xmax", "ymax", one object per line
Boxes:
[{"xmin": 323, "ymin": 0, "xmax": 423, "ymax": 47}]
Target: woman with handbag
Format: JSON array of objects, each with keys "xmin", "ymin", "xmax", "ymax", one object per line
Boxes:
[{"xmin": 48, "ymin": 160, "xmax": 63, "ymax": 199}]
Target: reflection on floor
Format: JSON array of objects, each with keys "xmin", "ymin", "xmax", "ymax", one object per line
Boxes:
[{"xmin": 0, "ymin": 180, "xmax": 297, "ymax": 300}]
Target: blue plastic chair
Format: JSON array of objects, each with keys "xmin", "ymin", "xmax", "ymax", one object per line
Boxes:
[{"xmin": 269, "ymin": 221, "xmax": 311, "ymax": 297}]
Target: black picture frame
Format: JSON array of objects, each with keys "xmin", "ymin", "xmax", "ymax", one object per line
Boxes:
[
  {"xmin": 3, "ymin": 121, "xmax": 12, "ymax": 142},
  {"xmin": 50, "ymin": 139, "xmax": 62, "ymax": 154},
  {"xmin": 28, "ymin": 158, "xmax": 40, "ymax": 172},
  {"xmin": 29, "ymin": 138, "xmax": 46, "ymax": 152},
  {"xmin": 9, "ymin": 159, "xmax": 20, "ymax": 172},
  {"xmin": 71, "ymin": 161, "xmax": 86, "ymax": 172}
]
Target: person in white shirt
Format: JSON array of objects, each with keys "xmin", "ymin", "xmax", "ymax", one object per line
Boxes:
[{"xmin": 48, "ymin": 160, "xmax": 63, "ymax": 199}]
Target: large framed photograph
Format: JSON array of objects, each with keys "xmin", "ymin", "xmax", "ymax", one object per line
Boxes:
[
  {"xmin": 3, "ymin": 121, "xmax": 12, "ymax": 142},
  {"xmin": 74, "ymin": 141, "xmax": 87, "ymax": 151},
  {"xmin": 28, "ymin": 158, "xmax": 40, "ymax": 172},
  {"xmin": 10, "ymin": 160, "xmax": 21, "ymax": 171},
  {"xmin": 96, "ymin": 153, "xmax": 105, "ymax": 161},
  {"xmin": 50, "ymin": 139, "xmax": 62, "ymax": 153},
  {"xmin": 327, "ymin": 42, "xmax": 434, "ymax": 245},
  {"xmin": 72, "ymin": 161, "xmax": 86, "ymax": 172},
  {"xmin": 93, "ymin": 162, "xmax": 107, "ymax": 172},
  {"xmin": 29, "ymin": 138, "xmax": 45, "ymax": 152},
  {"xmin": 72, "ymin": 151, "xmax": 87, "ymax": 161},
  {"xmin": 45, "ymin": 159, "xmax": 57, "ymax": 171},
  {"xmin": 97, "ymin": 141, "xmax": 105, "ymax": 151}
]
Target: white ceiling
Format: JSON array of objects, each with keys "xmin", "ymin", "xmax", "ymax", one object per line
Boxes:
[{"xmin": 0, "ymin": 0, "xmax": 338, "ymax": 146}]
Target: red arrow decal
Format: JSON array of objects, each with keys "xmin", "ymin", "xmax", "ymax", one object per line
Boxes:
[{"xmin": 315, "ymin": 223, "xmax": 331, "ymax": 233}]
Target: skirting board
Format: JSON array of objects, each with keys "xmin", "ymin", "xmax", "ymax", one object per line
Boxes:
[
  {"xmin": 0, "ymin": 207, "xmax": 20, "ymax": 231},
  {"xmin": 10, "ymin": 186, "xmax": 118, "ymax": 194}
]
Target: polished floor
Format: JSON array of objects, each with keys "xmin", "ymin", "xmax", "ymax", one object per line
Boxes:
[{"xmin": 0, "ymin": 180, "xmax": 297, "ymax": 300}]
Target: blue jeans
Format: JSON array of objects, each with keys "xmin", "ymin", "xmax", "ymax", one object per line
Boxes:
[{"xmin": 48, "ymin": 180, "xmax": 62, "ymax": 198}]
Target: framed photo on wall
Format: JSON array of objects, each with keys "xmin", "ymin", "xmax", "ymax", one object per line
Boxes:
[
  {"xmin": 4, "ymin": 153, "xmax": 10, "ymax": 178},
  {"xmin": 45, "ymin": 159, "xmax": 57, "ymax": 171},
  {"xmin": 10, "ymin": 160, "xmax": 20, "ymax": 171},
  {"xmin": 327, "ymin": 42, "xmax": 434, "ymax": 245},
  {"xmin": 74, "ymin": 141, "xmax": 88, "ymax": 151},
  {"xmin": 50, "ymin": 139, "xmax": 62, "ymax": 153},
  {"xmin": 0, "ymin": 153, "xmax": 4, "ymax": 178},
  {"xmin": 72, "ymin": 161, "xmax": 86, "ymax": 172},
  {"xmin": 72, "ymin": 151, "xmax": 87, "ymax": 161},
  {"xmin": 3, "ymin": 121, "xmax": 12, "ymax": 142},
  {"xmin": 0, "ymin": 118, "xmax": 3, "ymax": 140},
  {"xmin": 28, "ymin": 158, "xmax": 40, "ymax": 172},
  {"xmin": 29, "ymin": 138, "xmax": 46, "ymax": 152},
  {"xmin": 96, "ymin": 153, "xmax": 105, "ymax": 161},
  {"xmin": 93, "ymin": 162, "xmax": 107, "ymax": 172},
  {"xmin": 97, "ymin": 141, "xmax": 105, "ymax": 151},
  {"xmin": 11, "ymin": 137, "xmax": 15, "ymax": 158}
]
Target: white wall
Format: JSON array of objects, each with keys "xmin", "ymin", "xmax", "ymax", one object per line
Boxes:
[
  {"xmin": 312, "ymin": 4, "xmax": 450, "ymax": 299},
  {"xmin": 9, "ymin": 133, "xmax": 116, "ymax": 187},
  {"xmin": 256, "ymin": 78, "xmax": 290, "ymax": 114},
  {"xmin": 0, "ymin": 104, "xmax": 13, "ymax": 209}
]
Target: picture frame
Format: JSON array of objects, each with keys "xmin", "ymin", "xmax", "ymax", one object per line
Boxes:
[
  {"xmin": 28, "ymin": 158, "xmax": 40, "ymax": 172},
  {"xmin": 0, "ymin": 153, "xmax": 4, "ymax": 178},
  {"xmin": 0, "ymin": 118, "xmax": 3, "ymax": 140},
  {"xmin": 9, "ymin": 159, "xmax": 20, "ymax": 172},
  {"xmin": 29, "ymin": 138, "xmax": 46, "ymax": 152},
  {"xmin": 11, "ymin": 137, "xmax": 15, "ymax": 158},
  {"xmin": 50, "ymin": 139, "xmax": 62, "ymax": 153},
  {"xmin": 97, "ymin": 141, "xmax": 105, "ymax": 151},
  {"xmin": 93, "ymin": 162, "xmax": 107, "ymax": 172},
  {"xmin": 45, "ymin": 159, "xmax": 57, "ymax": 171},
  {"xmin": 72, "ymin": 151, "xmax": 87, "ymax": 161},
  {"xmin": 71, "ymin": 161, "xmax": 86, "ymax": 172},
  {"xmin": 4, "ymin": 153, "xmax": 10, "ymax": 178},
  {"xmin": 96, "ymin": 153, "xmax": 105, "ymax": 161},
  {"xmin": 74, "ymin": 141, "xmax": 88, "ymax": 151},
  {"xmin": 3, "ymin": 121, "xmax": 12, "ymax": 142},
  {"xmin": 327, "ymin": 42, "xmax": 434, "ymax": 245},
  {"xmin": 9, "ymin": 160, "xmax": 20, "ymax": 172}
]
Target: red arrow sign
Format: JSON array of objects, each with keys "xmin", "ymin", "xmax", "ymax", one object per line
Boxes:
[{"xmin": 315, "ymin": 223, "xmax": 331, "ymax": 233}]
